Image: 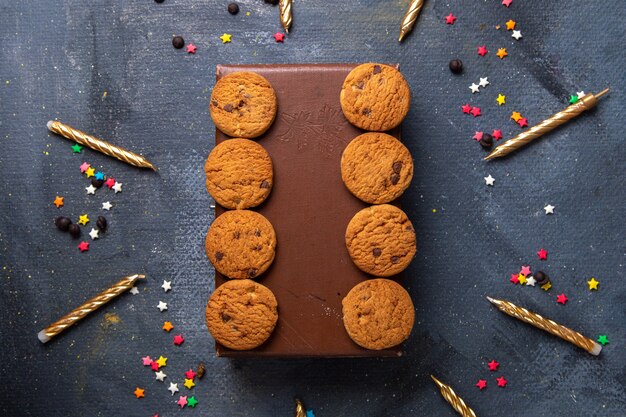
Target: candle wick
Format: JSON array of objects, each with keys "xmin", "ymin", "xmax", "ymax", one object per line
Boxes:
[{"xmin": 595, "ymin": 88, "xmax": 610, "ymax": 99}]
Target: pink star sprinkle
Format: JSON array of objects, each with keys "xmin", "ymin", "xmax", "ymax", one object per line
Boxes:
[
  {"xmin": 471, "ymin": 107, "xmax": 482, "ymax": 117},
  {"xmin": 173, "ymin": 334, "xmax": 185, "ymax": 346},
  {"xmin": 556, "ymin": 294, "xmax": 568, "ymax": 305},
  {"xmin": 520, "ymin": 266, "xmax": 531, "ymax": 276},
  {"xmin": 473, "ymin": 132, "xmax": 484, "ymax": 141},
  {"xmin": 510, "ymin": 273, "xmax": 519, "ymax": 284},
  {"xmin": 185, "ymin": 369, "xmax": 197, "ymax": 380},
  {"xmin": 518, "ymin": 118, "xmax": 528, "ymax": 127},
  {"xmin": 488, "ymin": 360, "xmax": 500, "ymax": 371},
  {"xmin": 496, "ymin": 376, "xmax": 508, "ymax": 387},
  {"xmin": 537, "ymin": 248, "xmax": 548, "ymax": 260},
  {"xmin": 502, "ymin": 0, "xmax": 513, "ymax": 7},
  {"xmin": 142, "ymin": 356, "xmax": 153, "ymax": 366},
  {"xmin": 476, "ymin": 379, "xmax": 487, "ymax": 390},
  {"xmin": 492, "ymin": 129, "xmax": 503, "ymax": 140},
  {"xmin": 445, "ymin": 13, "xmax": 457, "ymax": 25},
  {"xmin": 477, "ymin": 46, "xmax": 488, "ymax": 56},
  {"xmin": 78, "ymin": 241, "xmax": 89, "ymax": 252},
  {"xmin": 462, "ymin": 104, "xmax": 472, "ymax": 114},
  {"xmin": 177, "ymin": 396, "xmax": 188, "ymax": 408},
  {"xmin": 80, "ymin": 162, "xmax": 90, "ymax": 173},
  {"xmin": 186, "ymin": 43, "xmax": 196, "ymax": 54},
  {"xmin": 273, "ymin": 32, "xmax": 285, "ymax": 42}
]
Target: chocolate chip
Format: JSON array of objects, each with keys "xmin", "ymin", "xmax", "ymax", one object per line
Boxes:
[
  {"xmin": 223, "ymin": 104, "xmax": 234, "ymax": 112},
  {"xmin": 534, "ymin": 271, "xmax": 549, "ymax": 285},
  {"xmin": 172, "ymin": 36, "xmax": 185, "ymax": 49},
  {"xmin": 254, "ymin": 230, "xmax": 261, "ymax": 237},
  {"xmin": 55, "ymin": 216, "xmax": 72, "ymax": 232},
  {"xmin": 234, "ymin": 231, "xmax": 240, "ymax": 239},
  {"xmin": 253, "ymin": 245, "xmax": 262, "ymax": 251},
  {"xmin": 479, "ymin": 133, "xmax": 494, "ymax": 149},
  {"xmin": 227, "ymin": 3, "xmax": 239, "ymax": 14},
  {"xmin": 248, "ymin": 268, "xmax": 258, "ymax": 278},
  {"xmin": 373, "ymin": 65, "xmax": 382, "ymax": 74},
  {"xmin": 68, "ymin": 224, "xmax": 81, "ymax": 239},
  {"xmin": 391, "ymin": 256, "xmax": 399, "ymax": 264},
  {"xmin": 264, "ymin": 0, "xmax": 279, "ymax": 4},
  {"xmin": 362, "ymin": 108, "xmax": 371, "ymax": 116},
  {"xmin": 449, "ymin": 59, "xmax": 463, "ymax": 74},
  {"xmin": 238, "ymin": 99, "xmax": 245, "ymax": 107},
  {"xmin": 96, "ymin": 216, "xmax": 107, "ymax": 232},
  {"xmin": 155, "ymin": 0, "xmax": 164, "ymax": 3},
  {"xmin": 211, "ymin": 99, "xmax": 218, "ymax": 107},
  {"xmin": 215, "ymin": 251, "xmax": 224, "ymax": 261},
  {"xmin": 260, "ymin": 180, "xmax": 270, "ymax": 189},
  {"xmin": 390, "ymin": 173, "xmax": 400, "ymax": 185},
  {"xmin": 392, "ymin": 161, "xmax": 403, "ymax": 173},
  {"xmin": 372, "ymin": 248, "xmax": 382, "ymax": 257},
  {"xmin": 356, "ymin": 81, "xmax": 364, "ymax": 89},
  {"xmin": 91, "ymin": 178, "xmax": 104, "ymax": 188},
  {"xmin": 221, "ymin": 313, "xmax": 232, "ymax": 322},
  {"xmin": 196, "ymin": 362, "xmax": 206, "ymax": 379}
]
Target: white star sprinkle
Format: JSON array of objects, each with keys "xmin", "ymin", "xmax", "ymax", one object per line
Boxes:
[
  {"xmin": 168, "ymin": 382, "xmax": 179, "ymax": 395},
  {"xmin": 129, "ymin": 287, "xmax": 139, "ymax": 295},
  {"xmin": 484, "ymin": 175, "xmax": 495, "ymax": 186},
  {"xmin": 162, "ymin": 280, "xmax": 172, "ymax": 292},
  {"xmin": 576, "ymin": 91, "xmax": 585, "ymax": 98},
  {"xmin": 479, "ymin": 77, "xmax": 490, "ymax": 88},
  {"xmin": 512, "ymin": 30, "xmax": 522, "ymax": 40},
  {"xmin": 89, "ymin": 228, "xmax": 99, "ymax": 240},
  {"xmin": 112, "ymin": 181, "xmax": 123, "ymax": 193},
  {"xmin": 86, "ymin": 184, "xmax": 96, "ymax": 195},
  {"xmin": 157, "ymin": 301, "xmax": 168, "ymax": 312},
  {"xmin": 544, "ymin": 204, "xmax": 555, "ymax": 214},
  {"xmin": 102, "ymin": 201, "xmax": 113, "ymax": 210},
  {"xmin": 526, "ymin": 276, "xmax": 537, "ymax": 287},
  {"xmin": 469, "ymin": 83, "xmax": 480, "ymax": 93},
  {"xmin": 155, "ymin": 370, "xmax": 167, "ymax": 382}
]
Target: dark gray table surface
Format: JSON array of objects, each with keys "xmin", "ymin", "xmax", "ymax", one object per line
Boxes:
[{"xmin": 1, "ymin": 1, "xmax": 624, "ymax": 416}]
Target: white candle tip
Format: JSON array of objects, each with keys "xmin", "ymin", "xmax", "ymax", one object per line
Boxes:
[
  {"xmin": 38, "ymin": 330, "xmax": 51, "ymax": 343},
  {"xmin": 590, "ymin": 342, "xmax": 602, "ymax": 356},
  {"xmin": 46, "ymin": 120, "xmax": 54, "ymax": 130}
]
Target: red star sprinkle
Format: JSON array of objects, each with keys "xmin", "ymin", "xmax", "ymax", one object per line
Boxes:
[
  {"xmin": 80, "ymin": 162, "xmax": 90, "ymax": 173},
  {"xmin": 472, "ymin": 132, "xmax": 484, "ymax": 141},
  {"xmin": 492, "ymin": 129, "xmax": 503, "ymax": 140},
  {"xmin": 520, "ymin": 266, "xmax": 531, "ymax": 276},
  {"xmin": 142, "ymin": 356, "xmax": 153, "ymax": 366},
  {"xmin": 151, "ymin": 361, "xmax": 159, "ymax": 371},
  {"xmin": 186, "ymin": 43, "xmax": 197, "ymax": 54},
  {"xmin": 502, "ymin": 0, "xmax": 513, "ymax": 7},
  {"xmin": 518, "ymin": 117, "xmax": 528, "ymax": 127},
  {"xmin": 173, "ymin": 334, "xmax": 185, "ymax": 346},
  {"xmin": 273, "ymin": 32, "xmax": 285, "ymax": 42},
  {"xmin": 185, "ymin": 369, "xmax": 197, "ymax": 380},
  {"xmin": 556, "ymin": 294, "xmax": 568, "ymax": 305},
  {"xmin": 476, "ymin": 379, "xmax": 487, "ymax": 390},
  {"xmin": 471, "ymin": 107, "xmax": 482, "ymax": 117},
  {"xmin": 445, "ymin": 13, "xmax": 457, "ymax": 25},
  {"xmin": 104, "ymin": 178, "xmax": 116, "ymax": 189},
  {"xmin": 477, "ymin": 46, "xmax": 488, "ymax": 56},
  {"xmin": 78, "ymin": 241, "xmax": 89, "ymax": 252},
  {"xmin": 496, "ymin": 376, "xmax": 507, "ymax": 387},
  {"xmin": 462, "ymin": 104, "xmax": 472, "ymax": 114},
  {"xmin": 510, "ymin": 273, "xmax": 519, "ymax": 284},
  {"xmin": 488, "ymin": 360, "xmax": 500, "ymax": 371},
  {"xmin": 537, "ymin": 248, "xmax": 548, "ymax": 260}
]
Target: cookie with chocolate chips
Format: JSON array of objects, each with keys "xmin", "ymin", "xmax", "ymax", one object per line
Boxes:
[
  {"xmin": 205, "ymin": 138, "xmax": 274, "ymax": 209},
  {"xmin": 345, "ymin": 204, "xmax": 416, "ymax": 277},
  {"xmin": 341, "ymin": 132, "xmax": 413, "ymax": 204},
  {"xmin": 340, "ymin": 63, "xmax": 411, "ymax": 131},
  {"xmin": 206, "ymin": 279, "xmax": 278, "ymax": 350},
  {"xmin": 209, "ymin": 71, "xmax": 278, "ymax": 138},
  {"xmin": 205, "ymin": 210, "xmax": 277, "ymax": 279}
]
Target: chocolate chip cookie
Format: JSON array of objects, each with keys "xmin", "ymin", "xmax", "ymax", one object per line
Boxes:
[
  {"xmin": 205, "ymin": 139, "xmax": 273, "ymax": 209},
  {"xmin": 342, "ymin": 278, "xmax": 415, "ymax": 350},
  {"xmin": 340, "ymin": 63, "xmax": 410, "ymax": 131},
  {"xmin": 209, "ymin": 71, "xmax": 278, "ymax": 138},
  {"xmin": 205, "ymin": 210, "xmax": 277, "ymax": 279},
  {"xmin": 206, "ymin": 279, "xmax": 278, "ymax": 350},
  {"xmin": 345, "ymin": 204, "xmax": 416, "ymax": 277},
  {"xmin": 341, "ymin": 132, "xmax": 413, "ymax": 204}
]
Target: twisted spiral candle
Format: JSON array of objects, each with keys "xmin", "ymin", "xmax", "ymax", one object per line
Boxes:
[
  {"xmin": 294, "ymin": 398, "xmax": 306, "ymax": 417},
  {"xmin": 487, "ymin": 297, "xmax": 602, "ymax": 355},
  {"xmin": 279, "ymin": 0, "xmax": 293, "ymax": 33},
  {"xmin": 47, "ymin": 120, "xmax": 157, "ymax": 170},
  {"xmin": 485, "ymin": 89, "xmax": 609, "ymax": 160},
  {"xmin": 399, "ymin": 0, "xmax": 425, "ymax": 42},
  {"xmin": 431, "ymin": 375, "xmax": 477, "ymax": 417},
  {"xmin": 38, "ymin": 274, "xmax": 145, "ymax": 343}
]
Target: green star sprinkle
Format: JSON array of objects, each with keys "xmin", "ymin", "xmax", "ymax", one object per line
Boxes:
[
  {"xmin": 569, "ymin": 95, "xmax": 579, "ymax": 104},
  {"xmin": 71, "ymin": 143, "xmax": 83, "ymax": 153},
  {"xmin": 597, "ymin": 335, "xmax": 609, "ymax": 345},
  {"xmin": 187, "ymin": 396, "xmax": 198, "ymax": 408}
]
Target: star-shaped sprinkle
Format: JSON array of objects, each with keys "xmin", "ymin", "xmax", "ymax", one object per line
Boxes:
[
  {"xmin": 184, "ymin": 378, "xmax": 195, "ymax": 389},
  {"xmin": 162, "ymin": 280, "xmax": 172, "ymax": 292},
  {"xmin": 511, "ymin": 111, "xmax": 522, "ymax": 122},
  {"xmin": 78, "ymin": 241, "xmax": 90, "ymax": 252},
  {"xmin": 510, "ymin": 273, "xmax": 519, "ymax": 284},
  {"xmin": 505, "ymin": 20, "xmax": 516, "ymax": 30},
  {"xmin": 469, "ymin": 83, "xmax": 480, "ymax": 93},
  {"xmin": 576, "ymin": 91, "xmax": 585, "ymax": 98},
  {"xmin": 471, "ymin": 107, "xmax": 482, "ymax": 117},
  {"xmin": 587, "ymin": 278, "xmax": 599, "ymax": 290},
  {"xmin": 168, "ymin": 382, "xmax": 178, "ymax": 395},
  {"xmin": 537, "ymin": 248, "xmax": 548, "ymax": 260},
  {"xmin": 526, "ymin": 276, "xmax": 537, "ymax": 287},
  {"xmin": 569, "ymin": 95, "xmax": 578, "ymax": 104},
  {"xmin": 85, "ymin": 167, "xmax": 95, "ymax": 178},
  {"xmin": 473, "ymin": 131, "xmax": 484, "ymax": 141},
  {"xmin": 177, "ymin": 396, "xmax": 188, "ymax": 408},
  {"xmin": 86, "ymin": 184, "xmax": 96, "ymax": 195},
  {"xmin": 102, "ymin": 201, "xmax": 113, "ymax": 210},
  {"xmin": 220, "ymin": 33, "xmax": 232, "ymax": 43},
  {"xmin": 187, "ymin": 396, "xmax": 198, "ymax": 408},
  {"xmin": 142, "ymin": 356, "xmax": 153, "ymax": 366},
  {"xmin": 544, "ymin": 204, "xmax": 555, "ymax": 214},
  {"xmin": 445, "ymin": 13, "xmax": 456, "ymax": 25},
  {"xmin": 151, "ymin": 361, "xmax": 159, "ymax": 372},
  {"xmin": 156, "ymin": 356, "xmax": 168, "ymax": 368},
  {"xmin": 492, "ymin": 130, "xmax": 503, "ymax": 140},
  {"xmin": 173, "ymin": 334, "xmax": 185, "ymax": 346},
  {"xmin": 72, "ymin": 143, "xmax": 83, "ymax": 153},
  {"xmin": 186, "ymin": 43, "xmax": 197, "ymax": 54},
  {"xmin": 89, "ymin": 228, "xmax": 99, "ymax": 240},
  {"xmin": 80, "ymin": 162, "xmax": 90, "ymax": 173},
  {"xmin": 95, "ymin": 171, "xmax": 105, "ymax": 180},
  {"xmin": 479, "ymin": 77, "xmax": 490, "ymax": 88},
  {"xmin": 134, "ymin": 387, "xmax": 145, "ymax": 398},
  {"xmin": 477, "ymin": 45, "xmax": 488, "ymax": 56},
  {"xmin": 520, "ymin": 266, "xmax": 531, "ymax": 276},
  {"xmin": 484, "ymin": 175, "xmax": 495, "ymax": 186},
  {"xmin": 541, "ymin": 282, "xmax": 552, "ymax": 291},
  {"xmin": 496, "ymin": 94, "xmax": 506, "ymax": 105},
  {"xmin": 155, "ymin": 370, "xmax": 167, "ymax": 382},
  {"xmin": 502, "ymin": 0, "xmax": 512, "ymax": 7},
  {"xmin": 78, "ymin": 214, "xmax": 89, "ymax": 225},
  {"xmin": 112, "ymin": 181, "xmax": 123, "ymax": 193},
  {"xmin": 496, "ymin": 376, "xmax": 507, "ymax": 387},
  {"xmin": 462, "ymin": 104, "xmax": 472, "ymax": 114},
  {"xmin": 104, "ymin": 178, "xmax": 116, "ymax": 189},
  {"xmin": 488, "ymin": 360, "xmax": 500, "ymax": 371},
  {"xmin": 517, "ymin": 117, "xmax": 528, "ymax": 127},
  {"xmin": 496, "ymin": 48, "xmax": 508, "ymax": 59},
  {"xmin": 476, "ymin": 379, "xmax": 487, "ymax": 390},
  {"xmin": 157, "ymin": 301, "xmax": 168, "ymax": 312},
  {"xmin": 518, "ymin": 274, "xmax": 527, "ymax": 285},
  {"xmin": 53, "ymin": 196, "xmax": 64, "ymax": 208},
  {"xmin": 273, "ymin": 32, "xmax": 285, "ymax": 42},
  {"xmin": 512, "ymin": 30, "xmax": 522, "ymax": 40},
  {"xmin": 597, "ymin": 335, "xmax": 609, "ymax": 345},
  {"xmin": 163, "ymin": 321, "xmax": 174, "ymax": 332},
  {"xmin": 130, "ymin": 286, "xmax": 139, "ymax": 295},
  {"xmin": 556, "ymin": 293, "xmax": 568, "ymax": 305},
  {"xmin": 185, "ymin": 369, "xmax": 197, "ymax": 380}
]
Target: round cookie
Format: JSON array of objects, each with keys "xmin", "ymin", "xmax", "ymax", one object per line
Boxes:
[
  {"xmin": 342, "ymin": 278, "xmax": 415, "ymax": 350},
  {"xmin": 209, "ymin": 71, "xmax": 278, "ymax": 138},
  {"xmin": 345, "ymin": 204, "xmax": 416, "ymax": 277},
  {"xmin": 206, "ymin": 279, "xmax": 278, "ymax": 350},
  {"xmin": 340, "ymin": 63, "xmax": 411, "ymax": 131},
  {"xmin": 341, "ymin": 132, "xmax": 413, "ymax": 204},
  {"xmin": 205, "ymin": 139, "xmax": 273, "ymax": 209},
  {"xmin": 206, "ymin": 210, "xmax": 277, "ymax": 279}
]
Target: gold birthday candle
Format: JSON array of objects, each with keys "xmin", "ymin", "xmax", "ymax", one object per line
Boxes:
[
  {"xmin": 38, "ymin": 274, "xmax": 145, "ymax": 343},
  {"xmin": 485, "ymin": 89, "xmax": 609, "ymax": 160},
  {"xmin": 294, "ymin": 398, "xmax": 306, "ymax": 417},
  {"xmin": 486, "ymin": 297, "xmax": 602, "ymax": 355},
  {"xmin": 431, "ymin": 376, "xmax": 477, "ymax": 417},
  {"xmin": 399, "ymin": 0, "xmax": 425, "ymax": 42},
  {"xmin": 279, "ymin": 0, "xmax": 293, "ymax": 33}
]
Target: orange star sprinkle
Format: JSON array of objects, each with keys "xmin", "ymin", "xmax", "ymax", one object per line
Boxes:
[
  {"xmin": 163, "ymin": 321, "xmax": 174, "ymax": 332},
  {"xmin": 134, "ymin": 387, "xmax": 145, "ymax": 398},
  {"xmin": 511, "ymin": 111, "xmax": 522, "ymax": 122},
  {"xmin": 53, "ymin": 196, "xmax": 64, "ymax": 208},
  {"xmin": 496, "ymin": 48, "xmax": 508, "ymax": 59},
  {"xmin": 505, "ymin": 20, "xmax": 516, "ymax": 30}
]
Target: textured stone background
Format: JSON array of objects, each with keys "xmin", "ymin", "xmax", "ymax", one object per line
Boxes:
[{"xmin": 0, "ymin": 1, "xmax": 624, "ymax": 416}]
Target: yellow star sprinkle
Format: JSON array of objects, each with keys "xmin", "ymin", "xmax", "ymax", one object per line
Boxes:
[
  {"xmin": 85, "ymin": 167, "xmax": 95, "ymax": 178},
  {"xmin": 517, "ymin": 274, "xmax": 527, "ymax": 285},
  {"xmin": 505, "ymin": 20, "xmax": 516, "ymax": 30},
  {"xmin": 78, "ymin": 214, "xmax": 89, "ymax": 225},
  {"xmin": 184, "ymin": 378, "xmax": 195, "ymax": 389},
  {"xmin": 511, "ymin": 111, "xmax": 522, "ymax": 122},
  {"xmin": 496, "ymin": 48, "xmax": 508, "ymax": 59},
  {"xmin": 587, "ymin": 278, "xmax": 599, "ymax": 290},
  {"xmin": 541, "ymin": 282, "xmax": 552, "ymax": 291},
  {"xmin": 156, "ymin": 356, "xmax": 168, "ymax": 368},
  {"xmin": 496, "ymin": 94, "xmax": 506, "ymax": 106},
  {"xmin": 220, "ymin": 33, "xmax": 232, "ymax": 44}
]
